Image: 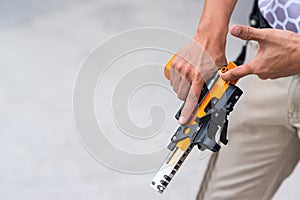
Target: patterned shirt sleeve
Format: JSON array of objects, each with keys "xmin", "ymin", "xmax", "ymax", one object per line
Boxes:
[{"xmin": 258, "ymin": 0, "xmax": 300, "ymax": 34}]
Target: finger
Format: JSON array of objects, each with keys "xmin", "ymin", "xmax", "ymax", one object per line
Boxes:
[
  {"xmin": 220, "ymin": 63, "xmax": 253, "ymax": 81},
  {"xmin": 172, "ymin": 71, "xmax": 182, "ymax": 93},
  {"xmin": 173, "ymin": 60, "xmax": 187, "ymax": 92},
  {"xmin": 178, "ymin": 80, "xmax": 203, "ymax": 124},
  {"xmin": 175, "ymin": 62, "xmax": 193, "ymax": 100},
  {"xmin": 170, "ymin": 56, "xmax": 180, "ymax": 86},
  {"xmin": 177, "ymin": 78, "xmax": 191, "ymax": 100},
  {"xmin": 170, "ymin": 67, "xmax": 175, "ymax": 86},
  {"xmin": 230, "ymin": 25, "xmax": 266, "ymax": 41}
]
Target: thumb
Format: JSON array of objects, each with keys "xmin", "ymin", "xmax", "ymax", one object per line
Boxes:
[
  {"xmin": 230, "ymin": 25, "xmax": 265, "ymax": 41},
  {"xmin": 220, "ymin": 62, "xmax": 253, "ymax": 81}
]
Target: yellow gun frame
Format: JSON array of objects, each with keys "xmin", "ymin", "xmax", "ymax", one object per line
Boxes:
[{"xmin": 150, "ymin": 55, "xmax": 243, "ymax": 194}]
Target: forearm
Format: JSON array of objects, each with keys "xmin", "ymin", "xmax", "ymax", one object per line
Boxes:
[
  {"xmin": 197, "ymin": 0, "xmax": 238, "ymax": 34},
  {"xmin": 194, "ymin": 0, "xmax": 238, "ymax": 65}
]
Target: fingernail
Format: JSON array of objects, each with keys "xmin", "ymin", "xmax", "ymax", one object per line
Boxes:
[
  {"xmin": 232, "ymin": 26, "xmax": 241, "ymax": 36},
  {"xmin": 178, "ymin": 116, "xmax": 185, "ymax": 124}
]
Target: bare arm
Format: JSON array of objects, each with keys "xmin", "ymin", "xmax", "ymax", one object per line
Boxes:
[{"xmin": 195, "ymin": 0, "xmax": 238, "ymax": 65}]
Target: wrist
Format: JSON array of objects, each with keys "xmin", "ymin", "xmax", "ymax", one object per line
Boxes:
[
  {"xmin": 193, "ymin": 33, "xmax": 227, "ymax": 67},
  {"xmin": 194, "ymin": 23, "xmax": 228, "ymax": 44}
]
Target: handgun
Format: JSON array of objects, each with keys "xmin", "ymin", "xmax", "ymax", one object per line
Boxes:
[{"xmin": 149, "ymin": 55, "xmax": 243, "ymax": 194}]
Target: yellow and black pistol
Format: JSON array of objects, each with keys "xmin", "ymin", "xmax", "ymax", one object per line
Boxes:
[{"xmin": 150, "ymin": 55, "xmax": 243, "ymax": 194}]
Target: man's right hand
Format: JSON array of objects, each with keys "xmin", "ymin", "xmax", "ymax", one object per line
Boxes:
[
  {"xmin": 169, "ymin": 0, "xmax": 237, "ymax": 124},
  {"xmin": 170, "ymin": 39, "xmax": 226, "ymax": 124}
]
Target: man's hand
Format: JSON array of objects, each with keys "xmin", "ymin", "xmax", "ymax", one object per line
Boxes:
[
  {"xmin": 221, "ymin": 25, "xmax": 300, "ymax": 81},
  {"xmin": 170, "ymin": 39, "xmax": 225, "ymax": 124}
]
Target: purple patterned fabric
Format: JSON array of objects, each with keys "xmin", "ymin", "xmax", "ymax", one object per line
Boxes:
[{"xmin": 258, "ymin": 0, "xmax": 300, "ymax": 34}]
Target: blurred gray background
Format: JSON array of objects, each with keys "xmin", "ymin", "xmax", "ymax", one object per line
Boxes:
[{"xmin": 0, "ymin": 0, "xmax": 299, "ymax": 199}]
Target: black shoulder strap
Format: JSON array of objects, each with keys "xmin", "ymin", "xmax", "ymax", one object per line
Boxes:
[
  {"xmin": 249, "ymin": 0, "xmax": 271, "ymax": 28},
  {"xmin": 234, "ymin": 0, "xmax": 271, "ymax": 65}
]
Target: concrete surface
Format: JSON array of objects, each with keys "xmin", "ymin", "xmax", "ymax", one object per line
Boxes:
[{"xmin": 0, "ymin": 0, "xmax": 299, "ymax": 199}]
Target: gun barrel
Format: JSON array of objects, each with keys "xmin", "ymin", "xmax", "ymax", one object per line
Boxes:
[{"xmin": 149, "ymin": 146, "xmax": 192, "ymax": 193}]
